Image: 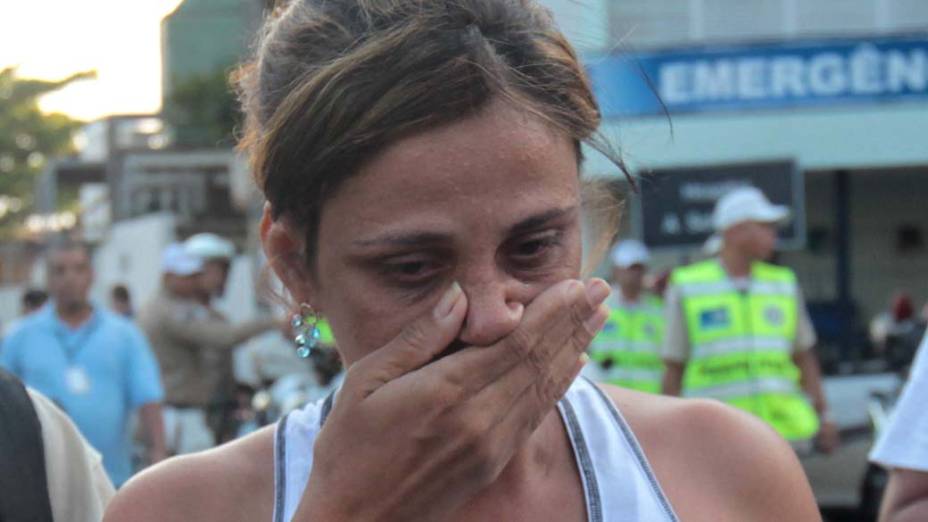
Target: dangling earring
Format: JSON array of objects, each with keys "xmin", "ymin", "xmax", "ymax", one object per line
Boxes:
[{"xmin": 291, "ymin": 303, "xmax": 322, "ymax": 358}]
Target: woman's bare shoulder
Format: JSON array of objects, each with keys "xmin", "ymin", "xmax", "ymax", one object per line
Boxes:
[
  {"xmin": 104, "ymin": 426, "xmax": 277, "ymax": 522},
  {"xmin": 597, "ymin": 384, "xmax": 820, "ymax": 521}
]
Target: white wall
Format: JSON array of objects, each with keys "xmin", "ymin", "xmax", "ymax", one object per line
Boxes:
[
  {"xmin": 607, "ymin": 0, "xmax": 928, "ymax": 50},
  {"xmin": 92, "ymin": 212, "xmax": 178, "ymax": 309},
  {"xmin": 585, "ymin": 102, "xmax": 928, "ymax": 177},
  {"xmin": 212, "ymin": 254, "xmax": 261, "ymax": 323},
  {"xmin": 0, "ymin": 285, "xmax": 24, "ymax": 333},
  {"xmin": 539, "ymin": 0, "xmax": 610, "ymax": 53},
  {"xmin": 91, "ymin": 212, "xmax": 273, "ymax": 324}
]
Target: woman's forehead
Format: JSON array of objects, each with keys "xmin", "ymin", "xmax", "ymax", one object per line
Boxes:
[{"xmin": 320, "ymin": 104, "xmax": 580, "ymax": 240}]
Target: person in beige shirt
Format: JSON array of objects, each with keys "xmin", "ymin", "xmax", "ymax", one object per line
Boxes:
[
  {"xmin": 30, "ymin": 388, "xmax": 116, "ymax": 521},
  {"xmin": 184, "ymin": 233, "xmax": 249, "ymax": 443},
  {"xmin": 138, "ymin": 244, "xmax": 278, "ymax": 454}
]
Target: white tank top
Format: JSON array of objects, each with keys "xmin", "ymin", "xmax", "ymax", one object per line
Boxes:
[{"xmin": 272, "ymin": 377, "xmax": 678, "ymax": 522}]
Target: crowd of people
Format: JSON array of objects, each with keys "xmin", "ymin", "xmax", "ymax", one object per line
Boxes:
[
  {"xmin": 2, "ymin": 184, "xmax": 921, "ymax": 521},
  {"xmin": 2, "ymin": 0, "xmax": 928, "ymax": 520},
  {"xmin": 0, "ymin": 233, "xmax": 314, "ymax": 519},
  {"xmin": 2, "ymin": 241, "xmax": 167, "ymax": 488},
  {"xmin": 586, "ymin": 186, "xmax": 928, "ymax": 520},
  {"xmin": 587, "ymin": 187, "xmax": 838, "ymax": 453}
]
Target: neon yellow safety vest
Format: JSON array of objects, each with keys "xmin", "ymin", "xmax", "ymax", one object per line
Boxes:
[
  {"xmin": 671, "ymin": 259, "xmax": 819, "ymax": 441},
  {"xmin": 589, "ymin": 293, "xmax": 665, "ymax": 393}
]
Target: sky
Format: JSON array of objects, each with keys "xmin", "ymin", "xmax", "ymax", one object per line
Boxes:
[{"xmin": 0, "ymin": 0, "xmax": 184, "ymax": 121}]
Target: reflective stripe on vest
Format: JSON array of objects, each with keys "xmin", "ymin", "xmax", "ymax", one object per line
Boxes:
[
  {"xmin": 676, "ymin": 280, "xmax": 798, "ymax": 298},
  {"xmin": 685, "ymin": 376, "xmax": 798, "ymax": 400},
  {"xmin": 671, "ymin": 259, "xmax": 819, "ymax": 440},
  {"xmin": 687, "ymin": 336, "xmax": 791, "ymax": 357},
  {"xmin": 590, "ymin": 294, "xmax": 665, "ymax": 394}
]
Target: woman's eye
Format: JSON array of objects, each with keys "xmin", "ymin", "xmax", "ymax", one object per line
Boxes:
[
  {"xmin": 516, "ymin": 239, "xmax": 548, "ymax": 257},
  {"xmin": 395, "ymin": 261, "xmax": 427, "ymax": 275},
  {"xmin": 510, "ymin": 232, "xmax": 560, "ymax": 263},
  {"xmin": 381, "ymin": 258, "xmax": 441, "ymax": 285}
]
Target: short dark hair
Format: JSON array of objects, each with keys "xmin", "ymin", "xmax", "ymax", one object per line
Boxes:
[
  {"xmin": 235, "ymin": 0, "xmax": 625, "ymax": 269},
  {"xmin": 21, "ymin": 288, "xmax": 48, "ymax": 310},
  {"xmin": 111, "ymin": 284, "xmax": 131, "ymax": 302}
]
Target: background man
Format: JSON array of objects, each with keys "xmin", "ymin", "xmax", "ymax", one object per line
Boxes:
[
  {"xmin": 21, "ymin": 288, "xmax": 49, "ymax": 315},
  {"xmin": 140, "ymin": 242, "xmax": 279, "ymax": 453},
  {"xmin": 588, "ymin": 240, "xmax": 665, "ymax": 393},
  {"xmin": 0, "ymin": 241, "xmax": 166, "ymax": 486},
  {"xmin": 110, "ymin": 284, "xmax": 134, "ymax": 318},
  {"xmin": 661, "ymin": 187, "xmax": 838, "ymax": 452},
  {"xmin": 183, "ymin": 232, "xmax": 239, "ymax": 442}
]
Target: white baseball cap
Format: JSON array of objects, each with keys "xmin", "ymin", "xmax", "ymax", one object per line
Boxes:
[
  {"xmin": 610, "ymin": 239, "xmax": 651, "ymax": 269},
  {"xmin": 704, "ymin": 187, "xmax": 791, "ymax": 253},
  {"xmin": 184, "ymin": 233, "xmax": 235, "ymax": 261},
  {"xmin": 712, "ymin": 186, "xmax": 790, "ymax": 232},
  {"xmin": 161, "ymin": 243, "xmax": 204, "ymax": 276}
]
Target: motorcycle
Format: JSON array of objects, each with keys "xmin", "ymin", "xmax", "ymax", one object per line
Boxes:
[{"xmin": 235, "ymin": 347, "xmax": 344, "ymax": 437}]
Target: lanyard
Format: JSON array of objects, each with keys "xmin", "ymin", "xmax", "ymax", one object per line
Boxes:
[{"xmin": 53, "ymin": 311, "xmax": 101, "ymax": 366}]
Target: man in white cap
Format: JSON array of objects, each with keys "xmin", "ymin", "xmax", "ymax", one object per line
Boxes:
[
  {"xmin": 587, "ymin": 240, "xmax": 665, "ymax": 393},
  {"xmin": 138, "ymin": 244, "xmax": 215, "ymax": 454},
  {"xmin": 184, "ymin": 233, "xmax": 236, "ymax": 304},
  {"xmin": 139, "ymin": 243, "xmax": 281, "ymax": 453},
  {"xmin": 184, "ymin": 233, "xmax": 287, "ymax": 443},
  {"xmin": 183, "ymin": 233, "xmax": 239, "ymax": 442},
  {"xmin": 661, "ymin": 186, "xmax": 837, "ymax": 452}
]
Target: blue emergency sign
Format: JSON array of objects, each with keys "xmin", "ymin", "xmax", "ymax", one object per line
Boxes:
[{"xmin": 587, "ymin": 35, "xmax": 928, "ymax": 117}]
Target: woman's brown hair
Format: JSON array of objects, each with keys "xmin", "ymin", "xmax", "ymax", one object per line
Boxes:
[{"xmin": 235, "ymin": 0, "xmax": 624, "ymax": 268}]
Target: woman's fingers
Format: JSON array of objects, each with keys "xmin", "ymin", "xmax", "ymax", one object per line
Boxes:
[
  {"xmin": 413, "ymin": 278, "xmax": 608, "ymax": 485},
  {"xmin": 500, "ymin": 300, "xmax": 607, "ymax": 431},
  {"xmin": 346, "ymin": 282, "xmax": 468, "ymax": 399},
  {"xmin": 468, "ymin": 298, "xmax": 606, "ymax": 478},
  {"xmin": 478, "ymin": 293, "xmax": 608, "ymax": 432}
]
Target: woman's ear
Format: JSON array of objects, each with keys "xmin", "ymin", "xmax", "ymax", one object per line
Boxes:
[{"xmin": 260, "ymin": 203, "xmax": 316, "ymax": 308}]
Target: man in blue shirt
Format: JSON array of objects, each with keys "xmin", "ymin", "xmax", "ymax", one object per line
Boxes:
[{"xmin": 1, "ymin": 241, "xmax": 166, "ymax": 487}]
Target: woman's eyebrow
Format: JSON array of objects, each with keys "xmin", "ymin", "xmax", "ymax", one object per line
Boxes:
[
  {"xmin": 352, "ymin": 231, "xmax": 449, "ymax": 248},
  {"xmin": 352, "ymin": 206, "xmax": 577, "ymax": 248},
  {"xmin": 507, "ymin": 206, "xmax": 577, "ymax": 236}
]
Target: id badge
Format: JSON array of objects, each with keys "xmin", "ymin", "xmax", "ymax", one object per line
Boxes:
[{"xmin": 65, "ymin": 366, "xmax": 92, "ymax": 395}]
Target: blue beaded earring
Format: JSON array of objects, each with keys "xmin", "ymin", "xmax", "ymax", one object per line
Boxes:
[{"xmin": 292, "ymin": 304, "xmax": 322, "ymax": 358}]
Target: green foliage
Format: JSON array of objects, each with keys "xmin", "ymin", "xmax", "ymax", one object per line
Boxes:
[
  {"xmin": 163, "ymin": 66, "xmax": 240, "ymax": 148},
  {"xmin": 0, "ymin": 68, "xmax": 91, "ymax": 238}
]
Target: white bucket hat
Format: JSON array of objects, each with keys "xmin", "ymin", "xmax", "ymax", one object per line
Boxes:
[
  {"xmin": 610, "ymin": 239, "xmax": 651, "ymax": 269},
  {"xmin": 184, "ymin": 233, "xmax": 235, "ymax": 261},
  {"xmin": 161, "ymin": 243, "xmax": 204, "ymax": 276},
  {"xmin": 704, "ymin": 187, "xmax": 790, "ymax": 254}
]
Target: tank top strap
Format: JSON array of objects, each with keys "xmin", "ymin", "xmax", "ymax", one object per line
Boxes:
[
  {"xmin": 558, "ymin": 377, "xmax": 679, "ymax": 522},
  {"xmin": 273, "ymin": 399, "xmax": 324, "ymax": 522},
  {"xmin": 275, "ymin": 380, "xmax": 677, "ymax": 522}
]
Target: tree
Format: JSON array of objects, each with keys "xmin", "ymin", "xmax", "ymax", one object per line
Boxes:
[
  {"xmin": 0, "ymin": 67, "xmax": 93, "ymax": 238},
  {"xmin": 162, "ymin": 66, "xmax": 240, "ymax": 149}
]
